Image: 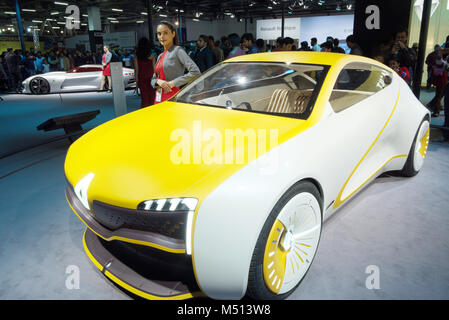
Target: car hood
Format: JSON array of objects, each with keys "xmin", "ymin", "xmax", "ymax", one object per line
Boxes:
[{"xmin": 64, "ymin": 101, "xmax": 309, "ymax": 209}]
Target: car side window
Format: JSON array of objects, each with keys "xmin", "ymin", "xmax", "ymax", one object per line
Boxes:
[{"xmin": 329, "ymin": 62, "xmax": 392, "ymax": 113}]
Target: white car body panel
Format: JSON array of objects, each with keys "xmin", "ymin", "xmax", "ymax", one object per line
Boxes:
[
  {"xmin": 22, "ymin": 64, "xmax": 135, "ymax": 94},
  {"xmin": 193, "ymin": 69, "xmax": 429, "ymax": 299}
]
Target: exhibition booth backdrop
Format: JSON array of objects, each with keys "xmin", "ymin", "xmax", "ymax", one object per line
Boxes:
[{"xmin": 256, "ymin": 14, "xmax": 354, "ymax": 44}]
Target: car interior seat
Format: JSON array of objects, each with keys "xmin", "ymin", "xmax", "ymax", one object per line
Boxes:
[{"xmin": 266, "ymin": 89, "xmax": 312, "ymax": 114}]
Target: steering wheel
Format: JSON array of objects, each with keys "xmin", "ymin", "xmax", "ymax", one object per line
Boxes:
[{"xmin": 236, "ymin": 102, "xmax": 252, "ymax": 110}]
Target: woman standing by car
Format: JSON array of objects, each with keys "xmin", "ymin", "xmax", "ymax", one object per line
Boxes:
[
  {"xmin": 135, "ymin": 37, "xmax": 156, "ymax": 108},
  {"xmin": 100, "ymin": 45, "xmax": 112, "ymax": 92},
  {"xmin": 151, "ymin": 21, "xmax": 200, "ymax": 104}
]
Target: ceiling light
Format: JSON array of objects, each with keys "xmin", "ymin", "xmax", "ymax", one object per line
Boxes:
[
  {"xmin": 141, "ymin": 12, "xmax": 148, "ymax": 15},
  {"xmin": 22, "ymin": 9, "xmax": 36, "ymax": 12},
  {"xmin": 57, "ymin": 22, "xmax": 66, "ymax": 25},
  {"xmin": 112, "ymin": 8, "xmax": 123, "ymax": 12},
  {"xmin": 136, "ymin": 20, "xmax": 144, "ymax": 23},
  {"xmin": 54, "ymin": 2, "xmax": 69, "ymax": 6},
  {"xmin": 52, "ymin": 26, "xmax": 60, "ymax": 29},
  {"xmin": 347, "ymin": 4, "xmax": 353, "ymax": 10},
  {"xmin": 110, "ymin": 20, "xmax": 119, "ymax": 23},
  {"xmin": 159, "ymin": 14, "xmax": 168, "ymax": 17},
  {"xmin": 192, "ymin": 18, "xmax": 199, "ymax": 21},
  {"xmin": 50, "ymin": 12, "xmax": 59, "ymax": 15},
  {"xmin": 5, "ymin": 12, "xmax": 16, "ymax": 15},
  {"xmin": 32, "ymin": 20, "xmax": 43, "ymax": 23},
  {"xmin": 82, "ymin": 14, "xmax": 88, "ymax": 17}
]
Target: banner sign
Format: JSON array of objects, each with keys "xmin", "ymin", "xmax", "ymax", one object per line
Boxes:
[{"xmin": 256, "ymin": 18, "xmax": 301, "ymax": 40}]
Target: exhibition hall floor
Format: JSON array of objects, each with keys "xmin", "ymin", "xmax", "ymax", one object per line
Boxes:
[{"xmin": 0, "ymin": 91, "xmax": 448, "ymax": 300}]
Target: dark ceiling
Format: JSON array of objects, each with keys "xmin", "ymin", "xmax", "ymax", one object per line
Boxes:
[{"xmin": 0, "ymin": 0, "xmax": 355, "ymax": 34}]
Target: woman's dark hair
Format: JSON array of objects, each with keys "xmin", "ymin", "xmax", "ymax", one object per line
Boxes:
[
  {"xmin": 136, "ymin": 37, "xmax": 154, "ymax": 61},
  {"xmin": 158, "ymin": 21, "xmax": 179, "ymax": 45}
]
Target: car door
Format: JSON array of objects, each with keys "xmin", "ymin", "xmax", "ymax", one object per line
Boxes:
[
  {"xmin": 61, "ymin": 66, "xmax": 102, "ymax": 92},
  {"xmin": 319, "ymin": 62, "xmax": 398, "ymax": 210}
]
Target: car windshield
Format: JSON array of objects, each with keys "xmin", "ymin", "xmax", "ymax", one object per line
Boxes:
[{"xmin": 174, "ymin": 62, "xmax": 329, "ymax": 119}]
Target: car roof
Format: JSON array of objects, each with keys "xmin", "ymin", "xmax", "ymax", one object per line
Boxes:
[{"xmin": 225, "ymin": 51, "xmax": 380, "ymax": 67}]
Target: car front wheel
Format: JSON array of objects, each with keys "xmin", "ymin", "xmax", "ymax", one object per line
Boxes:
[
  {"xmin": 29, "ymin": 77, "xmax": 50, "ymax": 94},
  {"xmin": 246, "ymin": 181, "xmax": 322, "ymax": 300}
]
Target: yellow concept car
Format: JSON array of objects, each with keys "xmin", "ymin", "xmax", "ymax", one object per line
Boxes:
[{"xmin": 65, "ymin": 52, "xmax": 430, "ymax": 300}]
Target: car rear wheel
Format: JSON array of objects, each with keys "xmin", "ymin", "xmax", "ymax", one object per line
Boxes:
[
  {"xmin": 402, "ymin": 118, "xmax": 430, "ymax": 177},
  {"xmin": 29, "ymin": 77, "xmax": 50, "ymax": 94},
  {"xmin": 246, "ymin": 181, "xmax": 322, "ymax": 300}
]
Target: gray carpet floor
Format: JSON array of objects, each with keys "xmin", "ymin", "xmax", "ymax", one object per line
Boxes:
[{"xmin": 0, "ymin": 88, "xmax": 448, "ymax": 300}]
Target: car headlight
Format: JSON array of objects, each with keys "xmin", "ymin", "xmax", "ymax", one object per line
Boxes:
[
  {"xmin": 137, "ymin": 198, "xmax": 198, "ymax": 212},
  {"xmin": 137, "ymin": 198, "xmax": 198, "ymax": 255}
]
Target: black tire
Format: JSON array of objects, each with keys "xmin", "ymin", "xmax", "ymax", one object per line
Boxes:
[
  {"xmin": 246, "ymin": 181, "xmax": 323, "ymax": 300},
  {"xmin": 401, "ymin": 117, "xmax": 430, "ymax": 177},
  {"xmin": 29, "ymin": 77, "xmax": 50, "ymax": 94}
]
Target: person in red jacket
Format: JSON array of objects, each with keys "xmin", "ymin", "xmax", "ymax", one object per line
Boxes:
[
  {"xmin": 135, "ymin": 37, "xmax": 156, "ymax": 108},
  {"xmin": 389, "ymin": 58, "xmax": 410, "ymax": 83}
]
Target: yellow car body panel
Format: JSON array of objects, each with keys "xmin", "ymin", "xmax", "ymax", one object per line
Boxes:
[
  {"xmin": 65, "ymin": 52, "xmax": 390, "ymax": 210},
  {"xmin": 65, "ymin": 102, "xmax": 306, "ymax": 209}
]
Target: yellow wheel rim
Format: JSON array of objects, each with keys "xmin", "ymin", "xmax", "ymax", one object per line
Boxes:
[
  {"xmin": 262, "ymin": 192, "xmax": 321, "ymax": 295},
  {"xmin": 414, "ymin": 121, "xmax": 429, "ymax": 172},
  {"xmin": 418, "ymin": 127, "xmax": 429, "ymax": 158},
  {"xmin": 263, "ymin": 220, "xmax": 288, "ymax": 294}
]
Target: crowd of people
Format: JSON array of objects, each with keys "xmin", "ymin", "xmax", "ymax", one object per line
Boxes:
[{"xmin": 1, "ymin": 24, "xmax": 448, "ymax": 128}]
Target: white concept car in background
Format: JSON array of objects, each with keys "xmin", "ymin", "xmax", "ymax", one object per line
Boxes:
[
  {"xmin": 64, "ymin": 52, "xmax": 430, "ymax": 300},
  {"xmin": 22, "ymin": 64, "xmax": 136, "ymax": 94}
]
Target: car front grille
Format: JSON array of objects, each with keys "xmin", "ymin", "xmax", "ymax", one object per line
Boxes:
[
  {"xmin": 91, "ymin": 200, "xmax": 187, "ymax": 240},
  {"xmin": 98, "ymin": 235, "xmax": 200, "ymax": 293}
]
